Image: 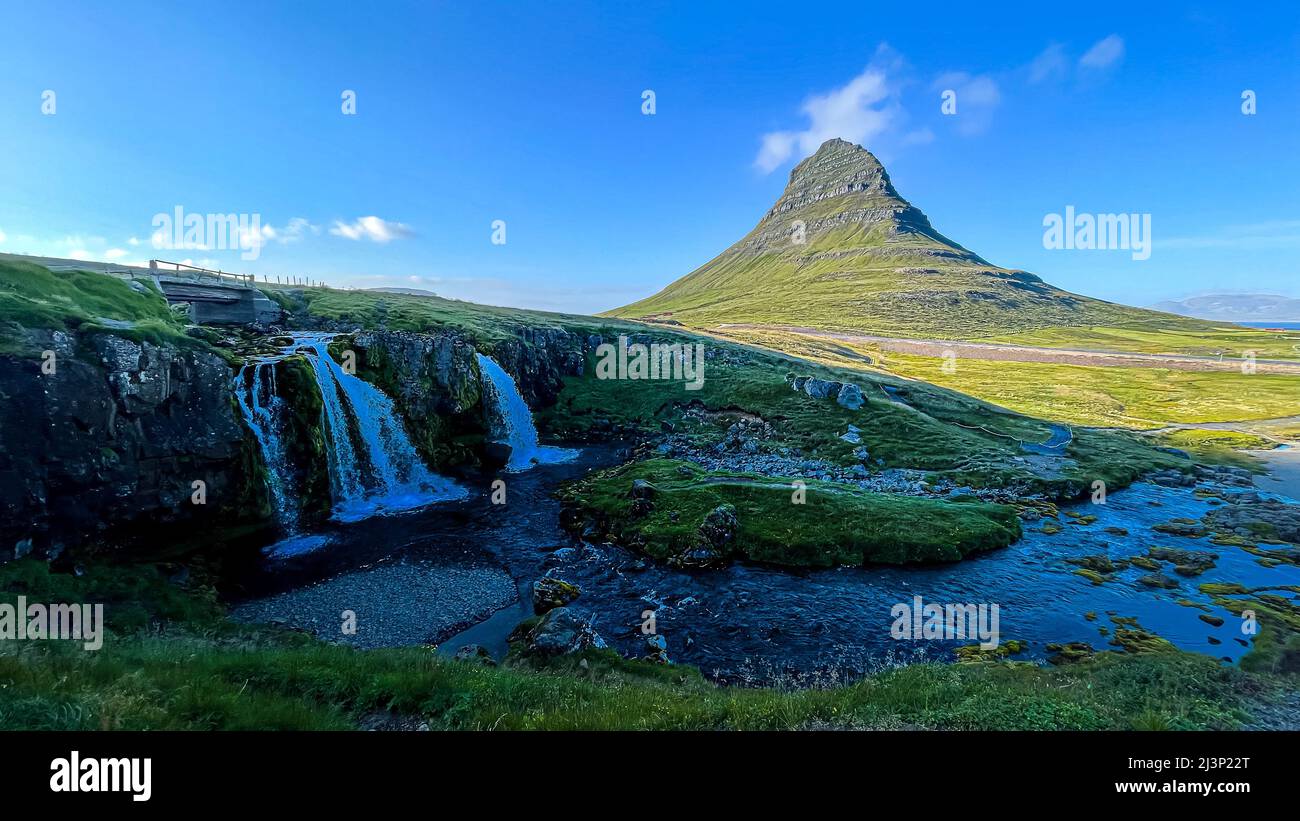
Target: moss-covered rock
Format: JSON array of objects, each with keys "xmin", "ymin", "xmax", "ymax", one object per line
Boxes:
[
  {"xmin": 345, "ymin": 330, "xmax": 486, "ymax": 469},
  {"xmin": 559, "ymin": 458, "xmax": 1022, "ymax": 568},
  {"xmin": 954, "ymin": 639, "xmax": 1027, "ymax": 662}
]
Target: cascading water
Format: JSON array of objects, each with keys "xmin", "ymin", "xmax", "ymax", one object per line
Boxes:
[
  {"xmin": 235, "ymin": 360, "xmax": 300, "ymax": 529},
  {"xmin": 297, "ymin": 336, "xmax": 466, "ymax": 521},
  {"xmin": 476, "ymin": 353, "xmax": 576, "ymax": 471},
  {"xmin": 235, "ymin": 334, "xmax": 467, "ymax": 555}
]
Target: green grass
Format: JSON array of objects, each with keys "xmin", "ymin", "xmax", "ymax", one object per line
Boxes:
[
  {"xmin": 0, "ymin": 556, "xmax": 1261, "ymax": 731},
  {"xmin": 1157, "ymin": 430, "xmax": 1275, "ymax": 469},
  {"xmin": 697, "ymin": 326, "xmax": 1300, "ymax": 432},
  {"xmin": 539, "ymin": 340, "xmax": 1185, "ymax": 500},
  {"xmin": 878, "ymin": 352, "xmax": 1300, "ymax": 428},
  {"xmin": 982, "ymin": 322, "xmax": 1300, "ymax": 361},
  {"xmin": 269, "ymin": 285, "xmax": 649, "ymax": 350},
  {"xmin": 0, "ymin": 634, "xmax": 1257, "ymax": 731},
  {"xmin": 559, "ymin": 458, "xmax": 1023, "ymax": 566},
  {"xmin": 0, "ymin": 559, "xmax": 223, "ymax": 635},
  {"xmin": 0, "ymin": 259, "xmax": 196, "ymax": 352}
]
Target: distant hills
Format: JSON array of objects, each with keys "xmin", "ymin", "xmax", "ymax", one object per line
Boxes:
[
  {"xmin": 367, "ymin": 287, "xmax": 439, "ymax": 297},
  {"xmin": 605, "ymin": 138, "xmax": 1207, "ymax": 340},
  {"xmin": 1150, "ymin": 294, "xmax": 1300, "ymax": 323}
]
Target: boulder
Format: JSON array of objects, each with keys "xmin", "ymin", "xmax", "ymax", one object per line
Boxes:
[
  {"xmin": 532, "ymin": 577, "xmax": 581, "ymax": 613},
  {"xmin": 836, "ymin": 383, "xmax": 865, "ymax": 410},
  {"xmin": 452, "ymin": 644, "xmax": 497, "ymax": 666},
  {"xmin": 643, "ymin": 633, "xmax": 670, "ymax": 664},
  {"xmin": 1147, "ymin": 546, "xmax": 1218, "ymax": 576},
  {"xmin": 521, "ymin": 607, "xmax": 606, "ymax": 657},
  {"xmin": 803, "ymin": 378, "xmax": 843, "ymax": 400},
  {"xmin": 1137, "ymin": 572, "xmax": 1180, "ymax": 589},
  {"xmin": 482, "ymin": 441, "xmax": 513, "ymax": 468},
  {"xmin": 698, "ymin": 504, "xmax": 738, "ymax": 552}
]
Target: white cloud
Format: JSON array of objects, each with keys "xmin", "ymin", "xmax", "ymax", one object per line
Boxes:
[
  {"xmin": 1028, "ymin": 43, "xmax": 1069, "ymax": 83},
  {"xmin": 270, "ymin": 217, "xmax": 319, "ymax": 244},
  {"xmin": 127, "ymin": 236, "xmax": 140, "ymax": 246},
  {"xmin": 754, "ymin": 47, "xmax": 903, "ymax": 173},
  {"xmin": 104, "ymin": 248, "xmax": 129, "ymax": 260},
  {"xmin": 329, "ymin": 216, "xmax": 414, "ymax": 243},
  {"xmin": 1079, "ymin": 35, "xmax": 1124, "ymax": 70},
  {"xmin": 933, "ymin": 71, "xmax": 1000, "ymax": 136},
  {"xmin": 67, "ymin": 249, "xmax": 94, "ymax": 261}
]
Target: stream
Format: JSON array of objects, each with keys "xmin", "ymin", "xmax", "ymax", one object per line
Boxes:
[{"xmin": 229, "ymin": 443, "xmax": 1300, "ymax": 685}]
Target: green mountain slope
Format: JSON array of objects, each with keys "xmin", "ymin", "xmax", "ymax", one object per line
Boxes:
[{"xmin": 605, "ymin": 138, "xmax": 1211, "ymax": 340}]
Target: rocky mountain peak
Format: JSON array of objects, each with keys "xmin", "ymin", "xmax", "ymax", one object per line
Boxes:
[
  {"xmin": 745, "ymin": 138, "xmax": 970, "ymax": 258},
  {"xmin": 784, "ymin": 138, "xmax": 898, "ymax": 202}
]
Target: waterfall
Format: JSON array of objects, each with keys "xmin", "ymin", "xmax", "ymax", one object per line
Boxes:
[
  {"xmin": 235, "ymin": 334, "xmax": 466, "ymax": 537},
  {"xmin": 476, "ymin": 353, "xmax": 576, "ymax": 471},
  {"xmin": 298, "ymin": 336, "xmax": 467, "ymax": 521},
  {"xmin": 235, "ymin": 361, "xmax": 300, "ymax": 529}
]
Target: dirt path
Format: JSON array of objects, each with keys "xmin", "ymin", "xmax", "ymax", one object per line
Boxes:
[{"xmin": 717, "ymin": 324, "xmax": 1300, "ymax": 374}]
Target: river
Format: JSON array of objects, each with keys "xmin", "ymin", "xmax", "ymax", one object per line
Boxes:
[{"xmin": 229, "ymin": 442, "xmax": 1300, "ymax": 685}]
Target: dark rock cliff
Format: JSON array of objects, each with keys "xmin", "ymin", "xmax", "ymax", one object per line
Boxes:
[
  {"xmin": 341, "ymin": 327, "xmax": 587, "ymax": 467},
  {"xmin": 0, "ymin": 319, "xmax": 594, "ymax": 560},
  {"xmin": 487, "ymin": 326, "xmax": 586, "ymax": 408},
  {"xmin": 344, "ymin": 330, "xmax": 487, "ymax": 468},
  {"xmin": 0, "ymin": 329, "xmax": 270, "ymax": 560}
]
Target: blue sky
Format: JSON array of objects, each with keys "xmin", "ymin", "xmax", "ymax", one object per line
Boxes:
[{"xmin": 1, "ymin": 1, "xmax": 1297, "ymax": 314}]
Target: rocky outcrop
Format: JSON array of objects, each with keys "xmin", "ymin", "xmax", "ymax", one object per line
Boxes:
[
  {"xmin": 328, "ymin": 326, "xmax": 587, "ymax": 466},
  {"xmin": 788, "ymin": 373, "xmax": 868, "ymax": 410},
  {"xmin": 515, "ymin": 607, "xmax": 606, "ymax": 657},
  {"xmin": 0, "ymin": 329, "xmax": 268, "ymax": 559},
  {"xmin": 488, "ymin": 326, "xmax": 586, "ymax": 408},
  {"xmin": 346, "ymin": 330, "xmax": 485, "ymax": 468}
]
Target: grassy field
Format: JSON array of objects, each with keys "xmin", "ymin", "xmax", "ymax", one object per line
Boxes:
[
  {"xmin": 980, "ymin": 322, "xmax": 1300, "ymax": 361},
  {"xmin": 537, "ymin": 332, "xmax": 1186, "ymax": 498},
  {"xmin": 270, "ymin": 285, "xmax": 648, "ymax": 350},
  {"xmin": 882, "ymin": 352, "xmax": 1300, "ymax": 429},
  {"xmin": 0, "ymin": 559, "xmax": 1271, "ymax": 731},
  {"xmin": 710, "ymin": 326, "xmax": 1300, "ymax": 430}
]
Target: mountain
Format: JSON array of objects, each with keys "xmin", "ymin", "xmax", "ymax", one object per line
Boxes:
[
  {"xmin": 1150, "ymin": 294, "xmax": 1300, "ymax": 323},
  {"xmin": 605, "ymin": 138, "xmax": 1195, "ymax": 340}
]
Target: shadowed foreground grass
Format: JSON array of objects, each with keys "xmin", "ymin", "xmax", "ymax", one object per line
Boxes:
[
  {"xmin": 0, "ymin": 560, "xmax": 1274, "ymax": 732},
  {"xmin": 0, "ymin": 628, "xmax": 1261, "ymax": 731}
]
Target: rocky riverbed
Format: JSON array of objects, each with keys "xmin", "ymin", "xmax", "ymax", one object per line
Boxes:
[{"xmin": 227, "ymin": 441, "xmax": 1300, "ymax": 684}]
